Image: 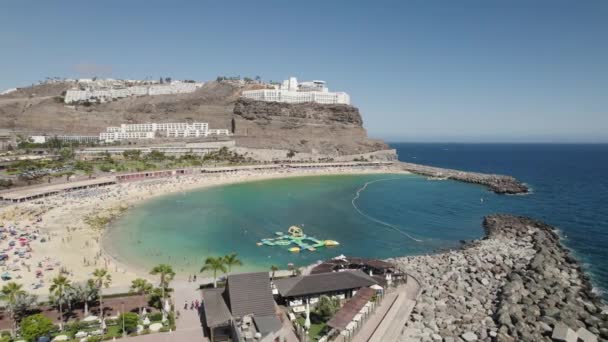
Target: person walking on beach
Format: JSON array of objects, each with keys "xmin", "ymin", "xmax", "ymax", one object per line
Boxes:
[{"xmin": 184, "ymin": 300, "xmax": 188, "ymax": 310}]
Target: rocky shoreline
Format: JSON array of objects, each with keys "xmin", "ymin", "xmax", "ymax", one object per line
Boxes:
[
  {"xmin": 398, "ymin": 162, "xmax": 528, "ymax": 194},
  {"xmin": 392, "ymin": 214, "xmax": 606, "ymax": 342}
]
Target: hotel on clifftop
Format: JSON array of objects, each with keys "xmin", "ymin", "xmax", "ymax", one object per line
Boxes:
[{"xmin": 241, "ymin": 77, "xmax": 351, "ymax": 105}]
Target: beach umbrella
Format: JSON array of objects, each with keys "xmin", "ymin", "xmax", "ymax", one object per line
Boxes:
[
  {"xmin": 304, "ymin": 301, "xmax": 311, "ymax": 331},
  {"xmin": 141, "ymin": 307, "xmax": 147, "ymax": 317}
]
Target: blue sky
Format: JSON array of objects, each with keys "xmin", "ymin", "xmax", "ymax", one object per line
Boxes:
[{"xmin": 1, "ymin": 1, "xmax": 607, "ymax": 142}]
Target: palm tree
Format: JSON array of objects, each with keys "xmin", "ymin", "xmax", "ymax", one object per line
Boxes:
[
  {"xmin": 0, "ymin": 282, "xmax": 27, "ymax": 336},
  {"xmin": 129, "ymin": 278, "xmax": 153, "ymax": 315},
  {"xmin": 270, "ymin": 265, "xmax": 279, "ymax": 281},
  {"xmin": 72, "ymin": 279, "xmax": 98, "ymax": 317},
  {"xmin": 200, "ymin": 257, "xmax": 227, "ymax": 288},
  {"xmin": 223, "ymin": 253, "xmax": 242, "ymax": 273},
  {"xmin": 149, "ymin": 264, "xmax": 175, "ymax": 302},
  {"xmin": 49, "ymin": 275, "xmax": 72, "ymax": 330},
  {"xmin": 93, "ymin": 269, "xmax": 112, "ymax": 318}
]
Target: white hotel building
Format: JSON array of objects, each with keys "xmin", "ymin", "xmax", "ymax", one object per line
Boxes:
[
  {"xmin": 64, "ymin": 81, "xmax": 203, "ymax": 104},
  {"xmin": 100, "ymin": 122, "xmax": 230, "ymax": 143},
  {"xmin": 241, "ymin": 77, "xmax": 350, "ymax": 105}
]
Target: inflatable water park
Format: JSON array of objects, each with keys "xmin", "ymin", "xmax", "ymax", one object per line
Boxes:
[{"xmin": 257, "ymin": 226, "xmax": 340, "ymax": 253}]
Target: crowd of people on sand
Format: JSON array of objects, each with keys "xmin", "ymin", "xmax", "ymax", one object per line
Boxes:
[
  {"xmin": 0, "ymin": 218, "xmax": 65, "ymax": 291},
  {"xmin": 0, "ymin": 164, "xmax": 395, "ymax": 294}
]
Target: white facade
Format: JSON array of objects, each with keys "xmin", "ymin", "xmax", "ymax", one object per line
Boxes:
[
  {"xmin": 207, "ymin": 129, "xmax": 230, "ymax": 136},
  {"xmin": 241, "ymin": 77, "xmax": 350, "ymax": 105},
  {"xmin": 99, "ymin": 131, "xmax": 155, "ymax": 143},
  {"xmin": 64, "ymin": 81, "xmax": 203, "ymax": 104},
  {"xmin": 100, "ymin": 122, "xmax": 229, "ymax": 142},
  {"xmin": 30, "ymin": 135, "xmax": 100, "ymax": 144}
]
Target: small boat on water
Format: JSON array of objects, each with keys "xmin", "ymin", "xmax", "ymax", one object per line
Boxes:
[
  {"xmin": 324, "ymin": 240, "xmax": 340, "ymax": 247},
  {"xmin": 289, "ymin": 247, "xmax": 300, "ymax": 253}
]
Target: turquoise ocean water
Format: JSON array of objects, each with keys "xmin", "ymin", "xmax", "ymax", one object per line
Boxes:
[{"xmin": 104, "ymin": 143, "xmax": 608, "ymax": 296}]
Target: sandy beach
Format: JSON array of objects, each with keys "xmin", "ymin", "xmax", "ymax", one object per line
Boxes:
[{"xmin": 0, "ymin": 164, "xmax": 405, "ymax": 297}]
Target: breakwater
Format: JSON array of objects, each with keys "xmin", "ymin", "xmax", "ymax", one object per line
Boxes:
[
  {"xmin": 398, "ymin": 162, "xmax": 528, "ymax": 194},
  {"xmin": 393, "ymin": 214, "xmax": 607, "ymax": 341}
]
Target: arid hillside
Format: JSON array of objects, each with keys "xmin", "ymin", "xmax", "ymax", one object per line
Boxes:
[{"xmin": 0, "ymin": 81, "xmax": 387, "ymax": 155}]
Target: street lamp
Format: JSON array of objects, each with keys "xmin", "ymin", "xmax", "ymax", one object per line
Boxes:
[{"xmin": 122, "ymin": 302, "xmax": 126, "ymax": 338}]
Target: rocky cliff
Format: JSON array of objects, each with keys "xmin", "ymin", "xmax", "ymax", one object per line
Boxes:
[
  {"xmin": 0, "ymin": 82, "xmax": 388, "ymax": 155},
  {"xmin": 0, "ymin": 81, "xmax": 388, "ymax": 155},
  {"xmin": 232, "ymin": 98, "xmax": 388, "ymax": 155}
]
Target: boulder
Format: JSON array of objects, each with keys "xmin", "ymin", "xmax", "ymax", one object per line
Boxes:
[
  {"xmin": 575, "ymin": 327, "xmax": 598, "ymax": 342},
  {"xmin": 461, "ymin": 331, "xmax": 478, "ymax": 341},
  {"xmin": 551, "ymin": 323, "xmax": 577, "ymax": 342}
]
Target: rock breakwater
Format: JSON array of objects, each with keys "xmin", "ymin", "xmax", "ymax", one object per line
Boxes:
[
  {"xmin": 392, "ymin": 214, "xmax": 606, "ymax": 341},
  {"xmin": 398, "ymin": 162, "xmax": 528, "ymax": 194}
]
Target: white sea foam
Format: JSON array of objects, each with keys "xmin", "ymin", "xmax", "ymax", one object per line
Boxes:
[{"xmin": 352, "ymin": 178, "xmax": 422, "ymax": 242}]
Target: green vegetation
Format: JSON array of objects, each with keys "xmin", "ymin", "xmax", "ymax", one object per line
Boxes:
[
  {"xmin": 70, "ymin": 279, "xmax": 98, "ymax": 317},
  {"xmin": 129, "ymin": 278, "xmax": 153, "ymax": 314},
  {"xmin": 19, "ymin": 314, "xmax": 55, "ymax": 342},
  {"xmin": 92, "ymin": 268, "xmax": 112, "ymax": 320},
  {"xmin": 2, "ymin": 145, "xmax": 255, "ymax": 182},
  {"xmin": 316, "ymin": 295, "xmax": 341, "ymax": 321},
  {"xmin": 222, "ymin": 253, "xmax": 243, "ymax": 273},
  {"xmin": 0, "ymin": 179, "xmax": 13, "ymax": 189},
  {"xmin": 296, "ymin": 315, "xmax": 328, "ymax": 341},
  {"xmin": 1, "ymin": 282, "xmax": 36, "ymax": 337},
  {"xmin": 201, "ymin": 257, "xmax": 228, "ymax": 288},
  {"xmin": 149, "ymin": 264, "xmax": 175, "ymax": 304},
  {"xmin": 0, "ymin": 273, "xmax": 174, "ymax": 341},
  {"xmin": 49, "ymin": 275, "xmax": 72, "ymax": 330},
  {"xmin": 118, "ymin": 312, "xmax": 139, "ymax": 335}
]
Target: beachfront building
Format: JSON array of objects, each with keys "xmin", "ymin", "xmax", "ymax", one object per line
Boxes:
[
  {"xmin": 77, "ymin": 141, "xmax": 235, "ymax": 159},
  {"xmin": 202, "ymin": 272, "xmax": 291, "ymax": 342},
  {"xmin": 241, "ymin": 76, "xmax": 351, "ymax": 105},
  {"xmin": 99, "ymin": 122, "xmax": 230, "ymax": 142},
  {"xmin": 272, "ymin": 269, "xmax": 377, "ymax": 312}
]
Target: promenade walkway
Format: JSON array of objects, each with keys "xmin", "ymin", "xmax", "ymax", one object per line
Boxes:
[
  {"xmin": 352, "ymin": 280, "xmax": 419, "ymax": 342},
  {"xmin": 123, "ymin": 280, "xmax": 207, "ymax": 342}
]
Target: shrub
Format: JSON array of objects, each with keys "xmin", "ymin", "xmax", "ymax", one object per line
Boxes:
[
  {"xmin": 118, "ymin": 312, "xmax": 139, "ymax": 334},
  {"xmin": 20, "ymin": 313, "xmax": 55, "ymax": 342},
  {"xmin": 148, "ymin": 312, "xmax": 163, "ymax": 322},
  {"xmin": 316, "ymin": 295, "xmax": 340, "ymax": 321}
]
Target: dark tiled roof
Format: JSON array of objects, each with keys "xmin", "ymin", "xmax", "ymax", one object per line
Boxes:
[
  {"xmin": 311, "ymin": 257, "xmax": 395, "ymax": 274},
  {"xmin": 202, "ymin": 288, "xmax": 232, "ymax": 328},
  {"xmin": 225, "ymin": 272, "xmax": 276, "ymax": 318},
  {"xmin": 274, "ymin": 270, "xmax": 378, "ymax": 297},
  {"xmin": 253, "ymin": 315, "xmax": 282, "ymax": 335},
  {"xmin": 327, "ymin": 287, "xmax": 375, "ymax": 330}
]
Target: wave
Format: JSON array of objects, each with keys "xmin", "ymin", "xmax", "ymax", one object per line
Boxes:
[{"xmin": 352, "ymin": 178, "xmax": 422, "ymax": 242}]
